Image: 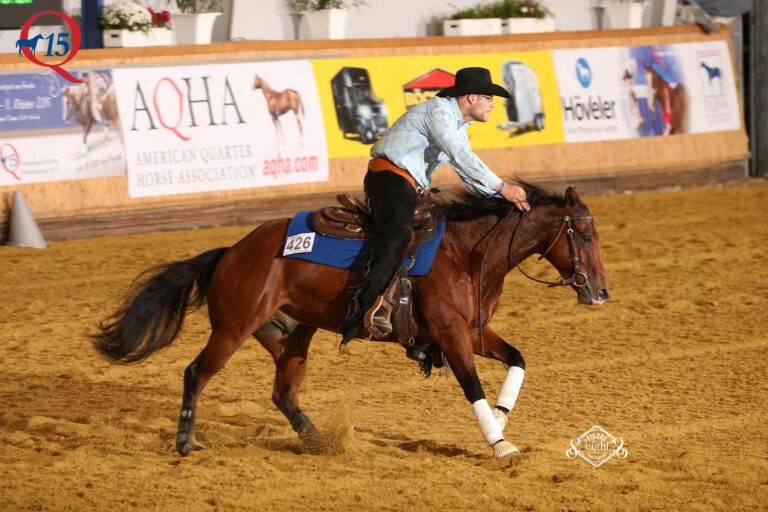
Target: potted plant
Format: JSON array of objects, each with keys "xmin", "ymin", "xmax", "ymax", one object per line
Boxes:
[
  {"xmin": 601, "ymin": 0, "xmax": 649, "ymax": 29},
  {"xmin": 171, "ymin": 0, "xmax": 226, "ymax": 45},
  {"xmin": 100, "ymin": 2, "xmax": 173, "ymax": 47},
  {"xmin": 498, "ymin": 0, "xmax": 555, "ymax": 34},
  {"xmin": 443, "ymin": 2, "xmax": 503, "ymax": 37},
  {"xmin": 287, "ymin": 0, "xmax": 366, "ymax": 40}
]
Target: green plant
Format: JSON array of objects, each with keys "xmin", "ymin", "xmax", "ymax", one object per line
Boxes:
[
  {"xmin": 449, "ymin": 0, "xmax": 551, "ymax": 20},
  {"xmin": 449, "ymin": 2, "xmax": 497, "ymax": 20},
  {"xmin": 286, "ymin": 0, "xmax": 366, "ymax": 11},
  {"xmin": 171, "ymin": 0, "xmax": 226, "ymax": 13}
]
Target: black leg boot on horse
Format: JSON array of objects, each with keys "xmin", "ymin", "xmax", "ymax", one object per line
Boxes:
[{"xmin": 339, "ymin": 171, "xmax": 417, "ymax": 345}]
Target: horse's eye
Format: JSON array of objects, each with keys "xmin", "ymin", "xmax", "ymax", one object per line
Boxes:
[{"xmin": 582, "ymin": 233, "xmax": 592, "ymax": 243}]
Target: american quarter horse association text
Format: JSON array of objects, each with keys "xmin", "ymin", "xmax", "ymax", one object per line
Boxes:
[{"xmin": 93, "ymin": 182, "xmax": 610, "ymax": 458}]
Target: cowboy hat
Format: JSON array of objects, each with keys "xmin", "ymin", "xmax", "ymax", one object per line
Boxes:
[{"xmin": 437, "ymin": 67, "xmax": 511, "ymax": 98}]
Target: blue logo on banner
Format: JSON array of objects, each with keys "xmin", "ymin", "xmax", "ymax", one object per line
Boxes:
[{"xmin": 576, "ymin": 58, "xmax": 592, "ymax": 88}]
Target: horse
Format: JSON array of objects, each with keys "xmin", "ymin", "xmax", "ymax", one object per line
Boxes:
[
  {"xmin": 61, "ymin": 72, "xmax": 120, "ymax": 154},
  {"xmin": 92, "ymin": 182, "xmax": 610, "ymax": 458},
  {"xmin": 16, "ymin": 34, "xmax": 44, "ymax": 57},
  {"xmin": 645, "ymin": 65, "xmax": 688, "ymax": 135},
  {"xmin": 700, "ymin": 61, "xmax": 722, "ymax": 83},
  {"xmin": 253, "ymin": 74, "xmax": 305, "ymax": 145}
]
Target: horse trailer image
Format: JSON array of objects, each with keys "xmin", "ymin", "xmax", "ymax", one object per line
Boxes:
[
  {"xmin": 497, "ymin": 60, "xmax": 545, "ymax": 136},
  {"xmin": 331, "ymin": 67, "xmax": 388, "ymax": 144}
]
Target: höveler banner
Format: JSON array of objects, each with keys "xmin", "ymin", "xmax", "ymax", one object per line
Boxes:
[
  {"xmin": 112, "ymin": 60, "xmax": 328, "ymax": 198},
  {"xmin": 553, "ymin": 40, "xmax": 741, "ymax": 143}
]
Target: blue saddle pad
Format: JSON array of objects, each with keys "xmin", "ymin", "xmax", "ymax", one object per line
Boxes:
[{"xmin": 281, "ymin": 211, "xmax": 446, "ymax": 277}]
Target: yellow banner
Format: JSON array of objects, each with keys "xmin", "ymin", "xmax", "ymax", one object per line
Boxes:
[{"xmin": 312, "ymin": 52, "xmax": 564, "ymax": 159}]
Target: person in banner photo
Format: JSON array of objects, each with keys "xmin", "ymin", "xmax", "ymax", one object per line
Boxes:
[
  {"xmin": 338, "ymin": 67, "xmax": 530, "ymax": 346},
  {"xmin": 630, "ymin": 46, "xmax": 688, "ymax": 137}
]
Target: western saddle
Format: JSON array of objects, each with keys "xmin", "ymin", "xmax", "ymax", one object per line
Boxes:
[{"xmin": 311, "ymin": 192, "xmax": 438, "ymax": 345}]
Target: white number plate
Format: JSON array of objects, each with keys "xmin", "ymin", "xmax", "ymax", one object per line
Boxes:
[{"xmin": 283, "ymin": 232, "xmax": 316, "ymax": 255}]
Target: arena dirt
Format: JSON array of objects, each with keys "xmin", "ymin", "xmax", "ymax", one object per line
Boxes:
[{"xmin": 1, "ymin": 180, "xmax": 767, "ymax": 511}]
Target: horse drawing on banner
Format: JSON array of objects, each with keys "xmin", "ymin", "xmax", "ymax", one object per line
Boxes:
[
  {"xmin": 253, "ymin": 74, "xmax": 305, "ymax": 145},
  {"xmin": 700, "ymin": 61, "xmax": 723, "ymax": 94},
  {"xmin": 645, "ymin": 64, "xmax": 688, "ymax": 136},
  {"xmin": 62, "ymin": 72, "xmax": 121, "ymax": 154},
  {"xmin": 16, "ymin": 34, "xmax": 44, "ymax": 57},
  {"xmin": 93, "ymin": 182, "xmax": 610, "ymax": 459}
]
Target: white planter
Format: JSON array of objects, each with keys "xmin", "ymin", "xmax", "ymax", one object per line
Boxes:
[
  {"xmin": 304, "ymin": 9, "xmax": 348, "ymax": 40},
  {"xmin": 443, "ymin": 18, "xmax": 502, "ymax": 36},
  {"xmin": 103, "ymin": 28, "xmax": 174, "ymax": 48},
  {"xmin": 604, "ymin": 3, "xmax": 647, "ymax": 29},
  {"xmin": 171, "ymin": 12, "xmax": 221, "ymax": 45},
  {"xmin": 502, "ymin": 17, "xmax": 555, "ymax": 34}
]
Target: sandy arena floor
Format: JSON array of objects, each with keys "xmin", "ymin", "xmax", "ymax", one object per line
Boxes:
[{"xmin": 1, "ymin": 180, "xmax": 767, "ymax": 511}]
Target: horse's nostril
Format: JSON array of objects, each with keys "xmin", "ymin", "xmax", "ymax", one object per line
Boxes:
[{"xmin": 598, "ymin": 288, "xmax": 611, "ymax": 300}]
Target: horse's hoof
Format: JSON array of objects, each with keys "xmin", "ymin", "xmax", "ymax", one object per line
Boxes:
[
  {"xmin": 492, "ymin": 440, "xmax": 519, "ymax": 458},
  {"xmin": 177, "ymin": 442, "xmax": 204, "ymax": 457},
  {"xmin": 493, "ymin": 408, "xmax": 507, "ymax": 431}
]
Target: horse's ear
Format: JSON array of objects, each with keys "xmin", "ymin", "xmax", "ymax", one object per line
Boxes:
[{"xmin": 564, "ymin": 186, "xmax": 582, "ymax": 207}]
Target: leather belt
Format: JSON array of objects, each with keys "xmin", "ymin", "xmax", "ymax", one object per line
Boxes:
[{"xmin": 368, "ymin": 157, "xmax": 421, "ymax": 192}]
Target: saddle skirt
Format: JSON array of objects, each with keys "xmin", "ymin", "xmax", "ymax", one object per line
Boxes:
[{"xmin": 281, "ymin": 202, "xmax": 446, "ymax": 277}]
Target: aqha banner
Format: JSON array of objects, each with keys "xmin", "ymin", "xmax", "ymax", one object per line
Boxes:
[
  {"xmin": 554, "ymin": 40, "xmax": 741, "ymax": 143},
  {"xmin": 113, "ymin": 60, "xmax": 328, "ymax": 198}
]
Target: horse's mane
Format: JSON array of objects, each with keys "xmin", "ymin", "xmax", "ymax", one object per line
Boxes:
[{"xmin": 434, "ymin": 179, "xmax": 565, "ymax": 221}]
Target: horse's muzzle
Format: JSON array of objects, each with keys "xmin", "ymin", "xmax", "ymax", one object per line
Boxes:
[{"xmin": 578, "ymin": 285, "xmax": 610, "ymax": 305}]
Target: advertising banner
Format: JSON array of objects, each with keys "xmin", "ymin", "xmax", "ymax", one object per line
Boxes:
[
  {"xmin": 554, "ymin": 40, "xmax": 740, "ymax": 143},
  {"xmin": 312, "ymin": 51, "xmax": 565, "ymax": 159},
  {"xmin": 113, "ymin": 60, "xmax": 328, "ymax": 198},
  {"xmin": 0, "ymin": 70, "xmax": 125, "ymax": 186}
]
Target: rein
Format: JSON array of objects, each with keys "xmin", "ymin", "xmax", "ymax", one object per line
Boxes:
[{"xmin": 474, "ymin": 208, "xmax": 593, "ymax": 356}]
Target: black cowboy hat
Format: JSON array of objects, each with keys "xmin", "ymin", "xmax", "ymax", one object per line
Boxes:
[{"xmin": 437, "ymin": 67, "xmax": 511, "ymax": 99}]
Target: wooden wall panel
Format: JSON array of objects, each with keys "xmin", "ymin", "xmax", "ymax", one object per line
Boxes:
[{"xmin": 0, "ymin": 26, "xmax": 749, "ymax": 229}]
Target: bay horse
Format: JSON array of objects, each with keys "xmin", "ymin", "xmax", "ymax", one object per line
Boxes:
[
  {"xmin": 253, "ymin": 74, "xmax": 305, "ymax": 145},
  {"xmin": 645, "ymin": 65, "xmax": 688, "ymax": 135},
  {"xmin": 93, "ymin": 182, "xmax": 609, "ymax": 458}
]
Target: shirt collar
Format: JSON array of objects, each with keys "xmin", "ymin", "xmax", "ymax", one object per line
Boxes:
[{"xmin": 448, "ymin": 96, "xmax": 470, "ymax": 128}]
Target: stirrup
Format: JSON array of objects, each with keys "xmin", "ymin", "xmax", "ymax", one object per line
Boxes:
[{"xmin": 363, "ymin": 295, "xmax": 392, "ymax": 337}]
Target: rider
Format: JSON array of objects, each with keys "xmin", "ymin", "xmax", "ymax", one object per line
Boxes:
[{"xmin": 339, "ymin": 66, "xmax": 531, "ymax": 345}]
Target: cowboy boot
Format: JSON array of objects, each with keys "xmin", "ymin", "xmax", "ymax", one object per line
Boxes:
[{"xmin": 363, "ymin": 294, "xmax": 393, "ymax": 338}]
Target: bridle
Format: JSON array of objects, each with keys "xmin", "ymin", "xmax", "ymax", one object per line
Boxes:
[
  {"xmin": 475, "ymin": 208, "xmax": 594, "ymax": 356},
  {"xmin": 511, "ymin": 213, "xmax": 594, "ymax": 289}
]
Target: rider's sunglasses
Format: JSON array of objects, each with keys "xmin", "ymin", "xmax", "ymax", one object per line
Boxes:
[{"xmin": 478, "ymin": 94, "xmax": 494, "ymax": 102}]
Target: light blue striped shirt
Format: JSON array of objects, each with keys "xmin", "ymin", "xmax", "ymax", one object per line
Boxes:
[{"xmin": 371, "ymin": 96, "xmax": 502, "ymax": 197}]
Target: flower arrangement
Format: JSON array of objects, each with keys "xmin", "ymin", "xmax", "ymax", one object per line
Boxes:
[
  {"xmin": 100, "ymin": 3, "xmax": 153, "ymax": 32},
  {"xmin": 148, "ymin": 8, "xmax": 173, "ymax": 29},
  {"xmin": 504, "ymin": 0, "xmax": 551, "ymax": 19}
]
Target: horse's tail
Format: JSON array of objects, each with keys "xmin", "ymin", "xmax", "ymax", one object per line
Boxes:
[
  {"xmin": 300, "ymin": 96, "xmax": 305, "ymax": 116},
  {"xmin": 92, "ymin": 247, "xmax": 229, "ymax": 364}
]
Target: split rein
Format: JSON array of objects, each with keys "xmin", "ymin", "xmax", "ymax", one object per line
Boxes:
[{"xmin": 475, "ymin": 207, "xmax": 594, "ymax": 356}]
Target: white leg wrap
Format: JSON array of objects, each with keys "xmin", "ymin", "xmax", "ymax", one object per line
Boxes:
[
  {"xmin": 472, "ymin": 399, "xmax": 504, "ymax": 446},
  {"xmin": 496, "ymin": 366, "xmax": 525, "ymax": 412}
]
